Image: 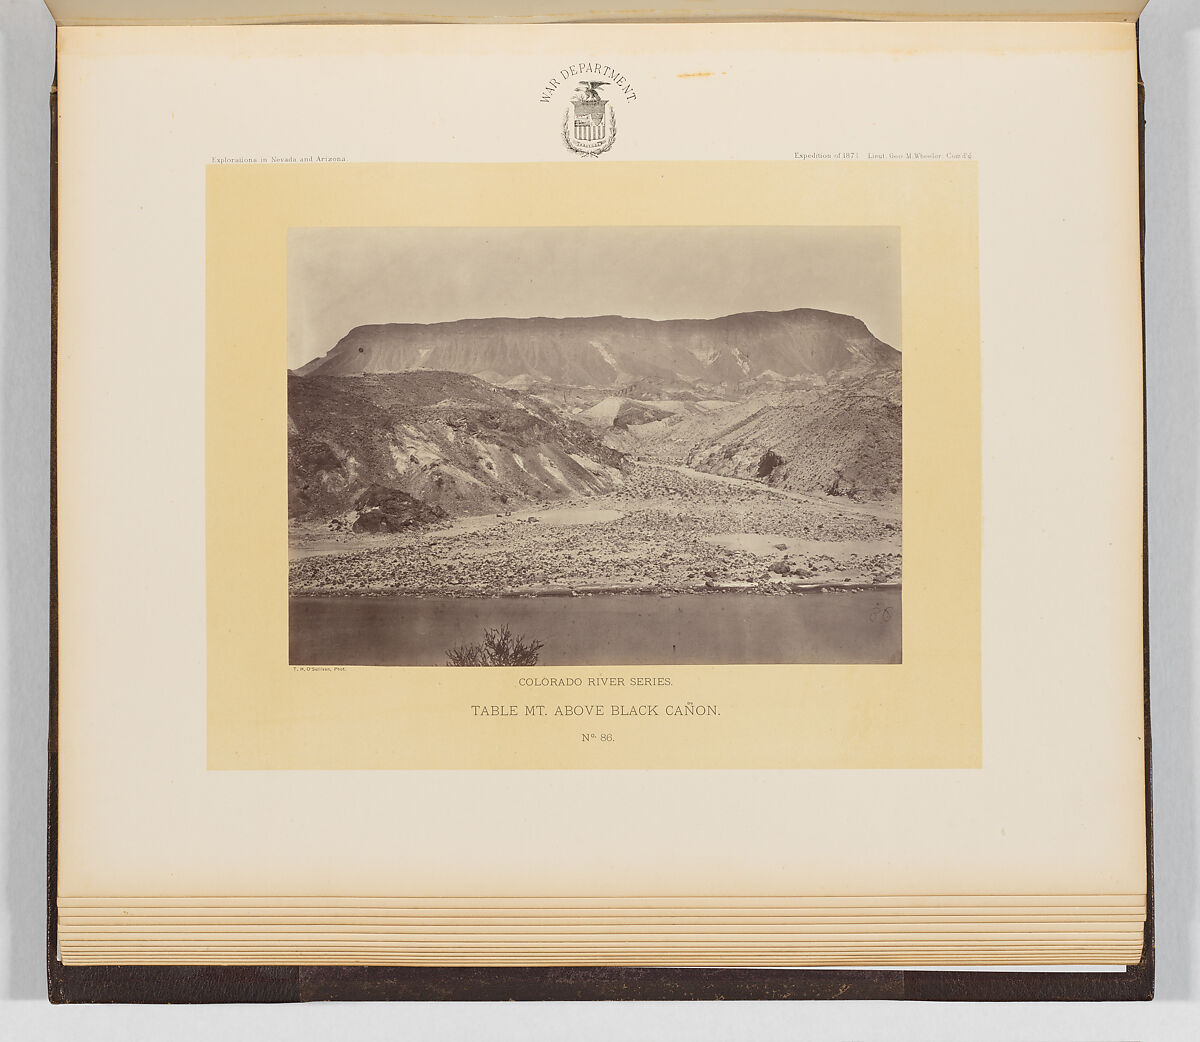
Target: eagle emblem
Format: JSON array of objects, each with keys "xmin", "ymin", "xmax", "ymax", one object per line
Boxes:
[{"xmin": 563, "ymin": 81, "xmax": 616, "ymax": 156}]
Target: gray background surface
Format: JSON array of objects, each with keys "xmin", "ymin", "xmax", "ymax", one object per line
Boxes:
[{"xmin": 2, "ymin": 0, "xmax": 1196, "ymax": 1034}]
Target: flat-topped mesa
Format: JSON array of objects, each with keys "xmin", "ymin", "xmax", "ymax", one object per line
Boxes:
[{"xmin": 295, "ymin": 308, "xmax": 900, "ymax": 388}]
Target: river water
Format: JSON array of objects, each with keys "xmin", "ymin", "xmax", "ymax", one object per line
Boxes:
[{"xmin": 290, "ymin": 588, "xmax": 901, "ymax": 666}]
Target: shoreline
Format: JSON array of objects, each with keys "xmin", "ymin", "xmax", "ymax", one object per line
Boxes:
[{"xmin": 289, "ymin": 582, "xmax": 902, "ymax": 599}]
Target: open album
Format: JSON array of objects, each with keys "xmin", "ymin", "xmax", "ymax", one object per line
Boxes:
[{"xmin": 49, "ymin": 0, "xmax": 1151, "ymax": 1003}]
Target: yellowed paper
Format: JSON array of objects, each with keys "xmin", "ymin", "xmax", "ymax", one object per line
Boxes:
[{"xmin": 205, "ymin": 160, "xmax": 979, "ymax": 770}]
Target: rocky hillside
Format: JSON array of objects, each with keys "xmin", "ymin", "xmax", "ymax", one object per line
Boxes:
[
  {"xmin": 578, "ymin": 396, "xmax": 679, "ymax": 429},
  {"xmin": 685, "ymin": 371, "xmax": 901, "ymax": 502},
  {"xmin": 296, "ymin": 308, "xmax": 899, "ymax": 388},
  {"xmin": 288, "ymin": 371, "xmax": 625, "ymax": 522}
]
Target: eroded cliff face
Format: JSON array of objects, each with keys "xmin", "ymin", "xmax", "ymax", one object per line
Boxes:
[
  {"xmin": 288, "ymin": 371, "xmax": 626, "ymax": 523},
  {"xmin": 297, "ymin": 307, "xmax": 899, "ymax": 389}
]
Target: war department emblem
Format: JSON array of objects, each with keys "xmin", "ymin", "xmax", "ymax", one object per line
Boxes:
[{"xmin": 563, "ymin": 81, "xmax": 616, "ymax": 156}]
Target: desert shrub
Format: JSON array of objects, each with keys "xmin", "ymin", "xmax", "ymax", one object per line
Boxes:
[
  {"xmin": 756, "ymin": 449, "xmax": 784, "ymax": 478},
  {"xmin": 447, "ymin": 624, "xmax": 544, "ymax": 666}
]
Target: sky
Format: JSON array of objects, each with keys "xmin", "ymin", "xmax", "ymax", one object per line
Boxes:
[{"xmin": 288, "ymin": 225, "xmax": 901, "ymax": 370}]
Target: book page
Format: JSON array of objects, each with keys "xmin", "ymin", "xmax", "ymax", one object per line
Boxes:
[
  {"xmin": 56, "ymin": 22, "xmax": 1144, "ymax": 903},
  {"xmin": 44, "ymin": 0, "xmax": 1152, "ymax": 27}
]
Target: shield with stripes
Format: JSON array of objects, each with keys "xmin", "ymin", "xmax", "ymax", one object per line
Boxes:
[{"xmin": 563, "ymin": 81, "xmax": 616, "ymax": 156}]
